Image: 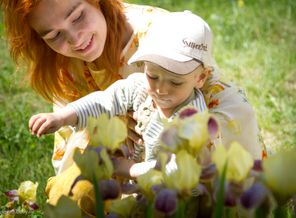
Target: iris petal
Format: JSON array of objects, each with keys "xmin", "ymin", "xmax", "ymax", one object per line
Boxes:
[
  {"xmin": 87, "ymin": 115, "xmax": 127, "ymax": 151},
  {"xmin": 98, "ymin": 179, "xmax": 121, "ymax": 200},
  {"xmin": 17, "ymin": 181, "xmax": 38, "ymax": 203},
  {"xmin": 240, "ymin": 182, "xmax": 268, "ymax": 209},
  {"xmin": 263, "ymin": 149, "xmax": 296, "ymax": 197},
  {"xmin": 212, "ymin": 142, "xmax": 253, "ymax": 183}
]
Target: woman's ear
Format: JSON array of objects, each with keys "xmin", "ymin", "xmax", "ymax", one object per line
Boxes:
[{"xmin": 195, "ymin": 68, "xmax": 211, "ymax": 89}]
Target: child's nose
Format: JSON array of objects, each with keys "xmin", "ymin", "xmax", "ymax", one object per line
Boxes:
[{"xmin": 156, "ymin": 81, "xmax": 169, "ymax": 95}]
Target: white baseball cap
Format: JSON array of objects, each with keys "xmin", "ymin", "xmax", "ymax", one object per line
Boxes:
[{"xmin": 128, "ymin": 11, "xmax": 215, "ymax": 75}]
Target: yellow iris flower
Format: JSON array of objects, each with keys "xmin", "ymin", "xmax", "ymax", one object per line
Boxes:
[
  {"xmin": 178, "ymin": 114, "xmax": 209, "ymax": 155},
  {"xmin": 73, "ymin": 148, "xmax": 113, "ymax": 181},
  {"xmin": 162, "ymin": 111, "xmax": 216, "ymax": 157},
  {"xmin": 87, "ymin": 114, "xmax": 127, "ymax": 150},
  {"xmin": 137, "ymin": 169, "xmax": 164, "ymax": 200},
  {"xmin": 212, "ymin": 142, "xmax": 253, "ymax": 183},
  {"xmin": 164, "ymin": 150, "xmax": 201, "ymax": 197},
  {"xmin": 18, "ymin": 181, "xmax": 38, "ymax": 203},
  {"xmin": 263, "ymin": 149, "xmax": 296, "ymax": 197}
]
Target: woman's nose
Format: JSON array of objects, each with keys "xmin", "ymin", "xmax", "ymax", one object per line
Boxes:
[{"xmin": 67, "ymin": 31, "xmax": 82, "ymax": 48}]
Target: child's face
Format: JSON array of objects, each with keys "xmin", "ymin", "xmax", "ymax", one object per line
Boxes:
[
  {"xmin": 28, "ymin": 0, "xmax": 107, "ymax": 62},
  {"xmin": 145, "ymin": 62, "xmax": 203, "ymax": 116}
]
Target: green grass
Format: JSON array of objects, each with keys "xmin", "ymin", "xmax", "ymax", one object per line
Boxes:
[
  {"xmin": 0, "ymin": 22, "xmax": 54, "ymax": 208},
  {"xmin": 0, "ymin": 0, "xmax": 295, "ymax": 212}
]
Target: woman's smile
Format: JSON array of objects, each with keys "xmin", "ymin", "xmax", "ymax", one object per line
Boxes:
[{"xmin": 75, "ymin": 34, "xmax": 94, "ymax": 53}]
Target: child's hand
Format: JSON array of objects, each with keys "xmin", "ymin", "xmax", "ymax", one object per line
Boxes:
[
  {"xmin": 29, "ymin": 107, "xmax": 77, "ymax": 137},
  {"xmin": 29, "ymin": 113, "xmax": 64, "ymax": 137},
  {"xmin": 112, "ymin": 157, "xmax": 135, "ymax": 179},
  {"xmin": 126, "ymin": 111, "xmax": 143, "ymax": 153}
]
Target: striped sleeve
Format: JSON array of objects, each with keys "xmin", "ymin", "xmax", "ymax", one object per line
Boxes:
[
  {"xmin": 67, "ymin": 73, "xmax": 146, "ymax": 130},
  {"xmin": 192, "ymin": 89, "xmax": 207, "ymax": 112}
]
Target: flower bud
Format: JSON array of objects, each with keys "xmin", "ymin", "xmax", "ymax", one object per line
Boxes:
[
  {"xmin": 4, "ymin": 190, "xmax": 19, "ymax": 202},
  {"xmin": 240, "ymin": 182, "xmax": 268, "ymax": 209},
  {"xmin": 98, "ymin": 179, "xmax": 121, "ymax": 200},
  {"xmin": 155, "ymin": 189, "xmax": 177, "ymax": 215},
  {"xmin": 224, "ymin": 182, "xmax": 243, "ymax": 207}
]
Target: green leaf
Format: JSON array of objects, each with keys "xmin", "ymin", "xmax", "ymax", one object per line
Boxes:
[
  {"xmin": 44, "ymin": 195, "xmax": 81, "ymax": 218},
  {"xmin": 92, "ymin": 174, "xmax": 104, "ymax": 218},
  {"xmin": 109, "ymin": 196, "xmax": 137, "ymax": 218},
  {"xmin": 213, "ymin": 160, "xmax": 228, "ymax": 218}
]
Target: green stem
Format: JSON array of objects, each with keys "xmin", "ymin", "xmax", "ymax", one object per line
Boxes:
[
  {"xmin": 255, "ymin": 207, "xmax": 267, "ymax": 218},
  {"xmin": 92, "ymin": 175, "xmax": 104, "ymax": 218},
  {"xmin": 225, "ymin": 207, "xmax": 234, "ymax": 218},
  {"xmin": 145, "ymin": 201, "xmax": 154, "ymax": 218},
  {"xmin": 213, "ymin": 160, "xmax": 228, "ymax": 218},
  {"xmin": 273, "ymin": 206, "xmax": 288, "ymax": 218},
  {"xmin": 175, "ymin": 199, "xmax": 186, "ymax": 218}
]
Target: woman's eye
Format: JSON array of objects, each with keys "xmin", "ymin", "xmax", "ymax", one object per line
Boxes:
[
  {"xmin": 73, "ymin": 11, "xmax": 83, "ymax": 23},
  {"xmin": 48, "ymin": 32, "xmax": 61, "ymax": 41}
]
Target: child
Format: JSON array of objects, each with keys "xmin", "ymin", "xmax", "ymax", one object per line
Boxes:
[{"xmin": 29, "ymin": 11, "xmax": 214, "ymax": 177}]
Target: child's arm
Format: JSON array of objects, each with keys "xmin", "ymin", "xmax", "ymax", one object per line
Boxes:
[
  {"xmin": 29, "ymin": 106, "xmax": 77, "ymax": 137},
  {"xmin": 113, "ymin": 157, "xmax": 157, "ymax": 178}
]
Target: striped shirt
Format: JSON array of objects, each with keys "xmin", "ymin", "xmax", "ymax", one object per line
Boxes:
[{"xmin": 68, "ymin": 73, "xmax": 207, "ymax": 162}]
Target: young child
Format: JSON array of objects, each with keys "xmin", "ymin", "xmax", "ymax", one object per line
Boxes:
[{"xmin": 29, "ymin": 11, "xmax": 214, "ymax": 177}]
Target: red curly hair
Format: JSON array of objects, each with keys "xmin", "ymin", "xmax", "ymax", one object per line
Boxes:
[{"xmin": 0, "ymin": 0, "xmax": 127, "ymax": 103}]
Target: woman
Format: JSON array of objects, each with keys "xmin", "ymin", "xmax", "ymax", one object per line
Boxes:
[
  {"xmin": 2, "ymin": 0, "xmax": 169, "ymax": 174},
  {"xmin": 1, "ymin": 0, "xmax": 263, "ymax": 216}
]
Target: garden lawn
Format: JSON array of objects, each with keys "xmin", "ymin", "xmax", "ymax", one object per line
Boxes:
[
  {"xmin": 0, "ymin": 20, "xmax": 54, "ymax": 208},
  {"xmin": 0, "ymin": 0, "xmax": 295, "ymax": 210}
]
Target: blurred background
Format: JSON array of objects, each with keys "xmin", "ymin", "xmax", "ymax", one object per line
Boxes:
[{"xmin": 0, "ymin": 0, "xmax": 295, "ymax": 208}]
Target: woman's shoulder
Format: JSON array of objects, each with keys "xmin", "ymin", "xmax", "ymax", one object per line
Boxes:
[
  {"xmin": 124, "ymin": 3, "xmax": 169, "ymax": 35},
  {"xmin": 119, "ymin": 4, "xmax": 169, "ymax": 78},
  {"xmin": 124, "ymin": 3, "xmax": 169, "ymax": 18}
]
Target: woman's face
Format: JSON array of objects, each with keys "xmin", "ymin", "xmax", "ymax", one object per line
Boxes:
[{"xmin": 28, "ymin": 0, "xmax": 107, "ymax": 62}]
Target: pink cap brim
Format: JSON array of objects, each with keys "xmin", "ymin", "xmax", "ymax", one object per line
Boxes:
[{"xmin": 129, "ymin": 54, "xmax": 202, "ymax": 75}]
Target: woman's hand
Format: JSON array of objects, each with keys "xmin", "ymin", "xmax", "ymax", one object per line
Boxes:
[{"xmin": 126, "ymin": 111, "xmax": 143, "ymax": 154}]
